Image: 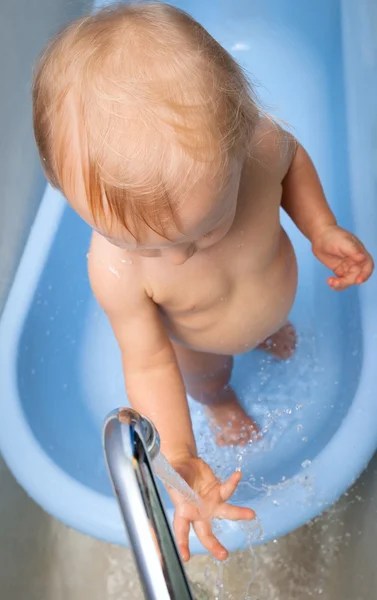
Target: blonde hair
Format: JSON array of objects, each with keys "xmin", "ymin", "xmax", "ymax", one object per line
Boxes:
[{"xmin": 32, "ymin": 2, "xmax": 260, "ymax": 237}]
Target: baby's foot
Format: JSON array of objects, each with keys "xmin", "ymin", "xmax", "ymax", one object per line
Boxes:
[
  {"xmin": 258, "ymin": 322, "xmax": 297, "ymax": 360},
  {"xmin": 205, "ymin": 386, "xmax": 260, "ymax": 447}
]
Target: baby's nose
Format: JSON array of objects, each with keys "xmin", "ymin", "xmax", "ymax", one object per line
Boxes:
[{"xmin": 168, "ymin": 243, "xmax": 196, "ymax": 265}]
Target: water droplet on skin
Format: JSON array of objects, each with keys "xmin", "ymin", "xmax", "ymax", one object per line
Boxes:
[
  {"xmin": 108, "ymin": 265, "xmax": 120, "ymax": 279},
  {"xmin": 121, "ymin": 258, "xmax": 133, "ymax": 265},
  {"xmin": 86, "ymin": 253, "xmax": 91, "ymax": 260}
]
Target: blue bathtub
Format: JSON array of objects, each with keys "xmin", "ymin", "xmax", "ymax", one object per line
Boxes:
[{"xmin": 0, "ymin": 0, "xmax": 376, "ymax": 554}]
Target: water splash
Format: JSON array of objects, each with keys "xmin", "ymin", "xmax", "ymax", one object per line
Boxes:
[
  {"xmin": 203, "ymin": 517, "xmax": 263, "ymax": 600},
  {"xmin": 190, "ymin": 326, "xmax": 322, "ymax": 501}
]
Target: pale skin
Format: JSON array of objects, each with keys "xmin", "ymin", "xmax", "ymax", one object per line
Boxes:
[{"xmin": 70, "ymin": 120, "xmax": 373, "ymax": 562}]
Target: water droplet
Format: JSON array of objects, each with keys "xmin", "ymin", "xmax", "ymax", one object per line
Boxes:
[
  {"xmin": 297, "ymin": 424, "xmax": 303, "ymax": 433},
  {"xmin": 108, "ymin": 265, "xmax": 120, "ymax": 278},
  {"xmin": 301, "ymin": 460, "xmax": 312, "ymax": 469},
  {"xmin": 302, "ymin": 436, "xmax": 308, "ymax": 443}
]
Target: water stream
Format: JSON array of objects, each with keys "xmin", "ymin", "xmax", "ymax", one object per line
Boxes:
[
  {"xmin": 153, "ymin": 451, "xmax": 264, "ymax": 599},
  {"xmin": 153, "ymin": 452, "xmax": 201, "ymax": 505}
]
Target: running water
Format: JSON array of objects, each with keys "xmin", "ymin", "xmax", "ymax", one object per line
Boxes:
[{"xmin": 153, "ymin": 452, "xmax": 201, "ymax": 505}]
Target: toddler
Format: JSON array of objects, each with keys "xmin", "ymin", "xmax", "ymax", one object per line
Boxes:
[{"xmin": 32, "ymin": 2, "xmax": 373, "ymax": 561}]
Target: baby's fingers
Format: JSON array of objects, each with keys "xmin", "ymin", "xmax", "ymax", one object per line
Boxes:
[
  {"xmin": 217, "ymin": 503, "xmax": 255, "ymax": 521},
  {"xmin": 356, "ymin": 254, "xmax": 374, "ymax": 284},
  {"xmin": 173, "ymin": 514, "xmax": 191, "ymax": 562},
  {"xmin": 220, "ymin": 471, "xmax": 242, "ymax": 502},
  {"xmin": 338, "ymin": 236, "xmax": 367, "ymax": 259},
  {"xmin": 328, "ymin": 274, "xmax": 356, "ymax": 291},
  {"xmin": 193, "ymin": 520, "xmax": 228, "ymax": 561}
]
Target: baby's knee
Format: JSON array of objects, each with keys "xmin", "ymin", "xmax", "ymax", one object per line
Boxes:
[{"xmin": 183, "ymin": 357, "xmax": 233, "ymax": 399}]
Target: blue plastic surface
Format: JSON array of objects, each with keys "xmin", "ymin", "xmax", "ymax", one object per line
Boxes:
[{"xmin": 0, "ymin": 0, "xmax": 376, "ymax": 554}]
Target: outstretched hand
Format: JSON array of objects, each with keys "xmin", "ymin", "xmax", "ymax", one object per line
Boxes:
[
  {"xmin": 312, "ymin": 225, "xmax": 374, "ymax": 291},
  {"xmin": 168, "ymin": 456, "xmax": 255, "ymax": 562}
]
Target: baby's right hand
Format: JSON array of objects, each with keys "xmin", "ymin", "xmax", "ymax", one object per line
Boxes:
[{"xmin": 167, "ymin": 456, "xmax": 255, "ymax": 562}]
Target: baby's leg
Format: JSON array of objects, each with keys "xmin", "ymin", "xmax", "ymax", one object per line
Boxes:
[{"xmin": 172, "ymin": 343, "xmax": 259, "ymax": 446}]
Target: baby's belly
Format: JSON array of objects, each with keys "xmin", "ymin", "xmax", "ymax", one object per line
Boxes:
[{"xmin": 163, "ymin": 233, "xmax": 298, "ymax": 356}]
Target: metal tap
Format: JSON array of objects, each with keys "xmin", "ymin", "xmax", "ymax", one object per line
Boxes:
[{"xmin": 103, "ymin": 408, "xmax": 195, "ymax": 600}]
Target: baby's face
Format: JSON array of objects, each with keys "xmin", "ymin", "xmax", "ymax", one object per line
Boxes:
[{"xmin": 95, "ymin": 161, "xmax": 242, "ymax": 265}]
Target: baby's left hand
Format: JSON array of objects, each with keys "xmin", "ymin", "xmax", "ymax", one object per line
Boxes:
[{"xmin": 312, "ymin": 225, "xmax": 374, "ymax": 291}]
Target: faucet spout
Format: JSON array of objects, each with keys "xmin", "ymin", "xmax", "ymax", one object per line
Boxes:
[{"xmin": 103, "ymin": 408, "xmax": 194, "ymax": 600}]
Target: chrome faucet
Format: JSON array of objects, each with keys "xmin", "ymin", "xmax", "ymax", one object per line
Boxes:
[{"xmin": 103, "ymin": 408, "xmax": 195, "ymax": 600}]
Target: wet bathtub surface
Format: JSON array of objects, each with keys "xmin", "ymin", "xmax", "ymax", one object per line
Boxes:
[{"xmin": 1, "ymin": 0, "xmax": 377, "ymax": 554}]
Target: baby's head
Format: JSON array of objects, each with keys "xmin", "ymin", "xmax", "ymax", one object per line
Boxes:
[{"xmin": 33, "ymin": 2, "xmax": 260, "ymax": 264}]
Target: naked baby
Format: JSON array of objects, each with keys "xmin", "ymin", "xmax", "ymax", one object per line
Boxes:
[{"xmin": 32, "ymin": 2, "xmax": 373, "ymax": 561}]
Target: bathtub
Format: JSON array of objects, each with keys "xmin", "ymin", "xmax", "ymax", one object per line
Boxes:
[{"xmin": 0, "ymin": 0, "xmax": 376, "ymax": 555}]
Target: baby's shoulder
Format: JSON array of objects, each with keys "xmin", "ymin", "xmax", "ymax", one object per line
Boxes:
[
  {"xmin": 250, "ymin": 117, "xmax": 297, "ymax": 179},
  {"xmin": 87, "ymin": 232, "xmax": 146, "ymax": 314}
]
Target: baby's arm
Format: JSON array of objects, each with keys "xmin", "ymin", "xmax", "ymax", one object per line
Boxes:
[
  {"xmin": 280, "ymin": 134, "xmax": 373, "ymax": 288},
  {"xmin": 88, "ymin": 242, "xmax": 254, "ymax": 561},
  {"xmin": 281, "ymin": 142, "xmax": 336, "ymax": 239},
  {"xmin": 88, "ymin": 249, "xmax": 196, "ymax": 462}
]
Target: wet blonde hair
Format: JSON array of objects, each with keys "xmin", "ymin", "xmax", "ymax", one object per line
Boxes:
[{"xmin": 32, "ymin": 2, "xmax": 260, "ymax": 237}]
